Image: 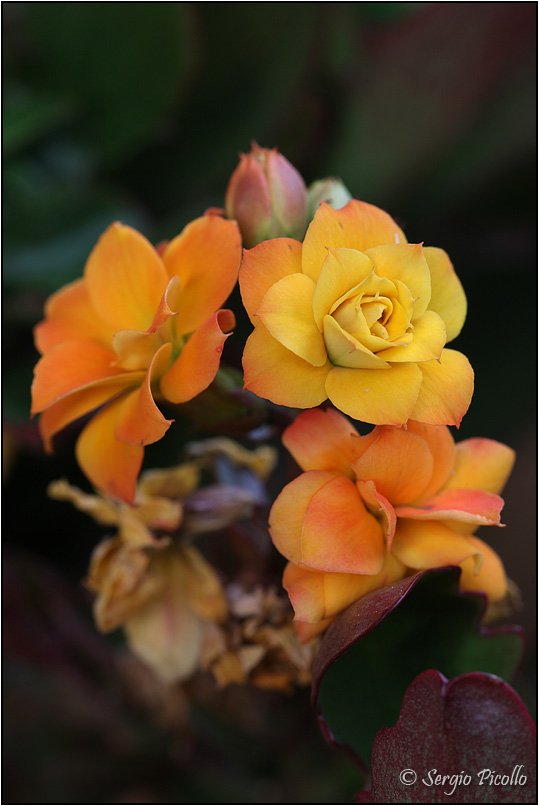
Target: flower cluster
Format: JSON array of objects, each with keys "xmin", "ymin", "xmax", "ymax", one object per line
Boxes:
[{"xmin": 269, "ymin": 409, "xmax": 514, "ymax": 638}]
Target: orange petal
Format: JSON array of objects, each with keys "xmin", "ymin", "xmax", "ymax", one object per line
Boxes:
[
  {"xmin": 282, "ymin": 562, "xmax": 326, "ymax": 624},
  {"xmin": 458, "ymin": 536, "xmax": 507, "ymax": 603},
  {"xmin": 75, "ymin": 397, "xmax": 144, "ymax": 503},
  {"xmin": 352, "ymin": 426, "xmax": 433, "ymax": 505},
  {"xmin": 357, "ymin": 479, "xmax": 397, "ymax": 548},
  {"xmin": 377, "ymin": 310, "xmax": 446, "ymax": 362},
  {"xmin": 301, "ymin": 475, "xmax": 385, "ymax": 574},
  {"xmin": 162, "ymin": 215, "xmax": 241, "ymax": 336},
  {"xmin": 410, "ymin": 348, "xmax": 474, "ymax": 427},
  {"xmin": 323, "ymin": 315, "xmax": 390, "ymax": 369},
  {"xmin": 405, "ymin": 421, "xmax": 456, "ymax": 504},
  {"xmin": 312, "ymin": 248, "xmax": 374, "ymax": 330},
  {"xmin": 442, "ymin": 438, "xmax": 515, "ymax": 496},
  {"xmin": 391, "ymin": 519, "xmax": 481, "ymax": 571},
  {"xmin": 84, "ymin": 223, "xmax": 169, "ymax": 332},
  {"xmin": 159, "ymin": 310, "xmax": 234, "ymax": 404},
  {"xmin": 269, "ymin": 470, "xmax": 336, "ymax": 565},
  {"xmin": 39, "ymin": 373, "xmax": 144, "ymax": 452},
  {"xmin": 34, "ymin": 278, "xmax": 114, "ymax": 355},
  {"xmin": 242, "ymin": 325, "xmax": 331, "ymax": 408},
  {"xmin": 322, "ymin": 550, "xmax": 406, "ymax": 617},
  {"xmin": 31, "ymin": 340, "xmax": 126, "ymax": 414},
  {"xmin": 112, "ymin": 329, "xmax": 164, "ymax": 371},
  {"xmin": 395, "ymin": 488, "xmax": 505, "ymax": 527},
  {"xmin": 256, "ymin": 272, "xmax": 327, "ymax": 366},
  {"xmin": 423, "ymin": 246, "xmax": 467, "ymax": 343},
  {"xmin": 282, "ymin": 408, "xmax": 360, "ymax": 477},
  {"xmin": 325, "ymin": 362, "xmax": 422, "ymax": 425},
  {"xmin": 114, "ymin": 343, "xmax": 173, "ymax": 447},
  {"xmin": 364, "ymin": 243, "xmax": 431, "ymax": 321},
  {"xmin": 302, "ymin": 200, "xmax": 407, "ymax": 283},
  {"xmin": 239, "ymin": 237, "xmax": 303, "ymax": 322}
]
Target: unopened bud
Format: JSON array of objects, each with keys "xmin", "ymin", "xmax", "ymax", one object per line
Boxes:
[
  {"xmin": 307, "ymin": 177, "xmax": 353, "ymax": 219},
  {"xmin": 225, "ymin": 143, "xmax": 308, "ymax": 247}
]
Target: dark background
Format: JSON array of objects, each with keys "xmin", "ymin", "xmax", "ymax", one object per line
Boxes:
[{"xmin": 3, "ymin": 3, "xmax": 536, "ymax": 803}]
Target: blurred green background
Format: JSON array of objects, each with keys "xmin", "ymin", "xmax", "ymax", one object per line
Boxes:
[{"xmin": 4, "ymin": 3, "xmax": 536, "ymax": 803}]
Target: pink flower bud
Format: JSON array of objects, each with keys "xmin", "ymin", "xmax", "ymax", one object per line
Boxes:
[{"xmin": 225, "ymin": 143, "xmax": 308, "ymax": 247}]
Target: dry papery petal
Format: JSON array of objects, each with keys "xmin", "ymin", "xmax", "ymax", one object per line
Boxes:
[{"xmin": 186, "ymin": 437, "xmax": 278, "ymax": 480}]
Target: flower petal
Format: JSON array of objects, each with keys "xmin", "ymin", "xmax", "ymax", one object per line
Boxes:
[
  {"xmin": 405, "ymin": 421, "xmax": 456, "ymax": 504},
  {"xmin": 357, "ymin": 479, "xmax": 397, "ymax": 548},
  {"xmin": 256, "ymin": 273, "xmax": 327, "ymax": 366},
  {"xmin": 410, "ymin": 348, "xmax": 474, "ymax": 427},
  {"xmin": 323, "ymin": 315, "xmax": 390, "ymax": 369},
  {"xmin": 112, "ymin": 329, "xmax": 164, "ymax": 371},
  {"xmin": 312, "ymin": 248, "xmax": 375, "ymax": 329},
  {"xmin": 159, "ymin": 310, "xmax": 235, "ymax": 404},
  {"xmin": 282, "ymin": 408, "xmax": 360, "ymax": 477},
  {"xmin": 75, "ymin": 397, "xmax": 144, "ymax": 503},
  {"xmin": 243, "ymin": 325, "xmax": 331, "ymax": 408},
  {"xmin": 39, "ymin": 373, "xmax": 144, "ymax": 451},
  {"xmin": 114, "ymin": 343, "xmax": 174, "ymax": 447},
  {"xmin": 391, "ymin": 519, "xmax": 481, "ymax": 571},
  {"xmin": 442, "ymin": 438, "xmax": 515, "ymax": 496},
  {"xmin": 458, "ymin": 536, "xmax": 507, "ymax": 602},
  {"xmin": 378, "ymin": 310, "xmax": 446, "ymax": 362},
  {"xmin": 162, "ymin": 215, "xmax": 241, "ymax": 336},
  {"xmin": 269, "ymin": 470, "xmax": 337, "ymax": 565},
  {"xmin": 301, "ymin": 475, "xmax": 385, "ymax": 574},
  {"xmin": 34, "ymin": 279, "xmax": 114, "ymax": 355},
  {"xmin": 325, "ymin": 362, "xmax": 422, "ymax": 425},
  {"xmin": 85, "ymin": 223, "xmax": 169, "ymax": 332},
  {"xmin": 423, "ymin": 246, "xmax": 467, "ymax": 343},
  {"xmin": 31, "ymin": 340, "xmax": 127, "ymax": 414},
  {"xmin": 352, "ymin": 426, "xmax": 433, "ymax": 505},
  {"xmin": 239, "ymin": 237, "xmax": 303, "ymax": 322},
  {"xmin": 364, "ymin": 243, "xmax": 431, "ymax": 321},
  {"xmin": 395, "ymin": 488, "xmax": 505, "ymax": 528},
  {"xmin": 302, "ymin": 200, "xmax": 407, "ymax": 283}
]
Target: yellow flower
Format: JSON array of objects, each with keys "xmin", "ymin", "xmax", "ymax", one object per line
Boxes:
[
  {"xmin": 240, "ymin": 200, "xmax": 473, "ymax": 426},
  {"xmin": 31, "ymin": 215, "xmax": 241, "ymax": 502},
  {"xmin": 269, "ymin": 409, "xmax": 515, "ymax": 638}
]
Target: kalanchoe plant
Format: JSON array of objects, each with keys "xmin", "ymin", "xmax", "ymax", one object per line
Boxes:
[{"xmin": 29, "ymin": 143, "xmax": 533, "ymax": 804}]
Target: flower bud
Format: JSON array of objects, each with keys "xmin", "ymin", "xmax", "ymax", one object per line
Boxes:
[
  {"xmin": 307, "ymin": 177, "xmax": 353, "ymax": 218},
  {"xmin": 225, "ymin": 143, "xmax": 308, "ymax": 247}
]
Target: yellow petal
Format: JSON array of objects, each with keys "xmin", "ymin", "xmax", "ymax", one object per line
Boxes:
[
  {"xmin": 34, "ymin": 278, "xmax": 114, "ymax": 355},
  {"xmin": 282, "ymin": 408, "xmax": 360, "ymax": 477},
  {"xmin": 406, "ymin": 421, "xmax": 456, "ymax": 504},
  {"xmin": 325, "ymin": 362, "xmax": 422, "ymax": 425},
  {"xmin": 84, "ymin": 223, "xmax": 169, "ymax": 332},
  {"xmin": 47, "ymin": 479, "xmax": 119, "ymax": 525},
  {"xmin": 312, "ymin": 248, "xmax": 374, "ymax": 330},
  {"xmin": 442, "ymin": 438, "xmax": 515, "ymax": 496},
  {"xmin": 378, "ymin": 310, "xmax": 446, "ymax": 362},
  {"xmin": 256, "ymin": 273, "xmax": 327, "ymax": 366},
  {"xmin": 114, "ymin": 343, "xmax": 173, "ymax": 447},
  {"xmin": 391, "ymin": 519, "xmax": 481, "ymax": 571},
  {"xmin": 160, "ymin": 310, "xmax": 235, "ymax": 404},
  {"xmin": 353, "ymin": 426, "xmax": 434, "ymax": 505},
  {"xmin": 269, "ymin": 470, "xmax": 337, "ymax": 565},
  {"xmin": 38, "ymin": 373, "xmax": 144, "ymax": 452},
  {"xmin": 302, "ymin": 200, "xmax": 406, "ymax": 283},
  {"xmin": 364, "ymin": 243, "xmax": 431, "ymax": 321},
  {"xmin": 458, "ymin": 536, "xmax": 507, "ymax": 603},
  {"xmin": 243, "ymin": 325, "xmax": 331, "ymax": 408},
  {"xmin": 423, "ymin": 246, "xmax": 467, "ymax": 343},
  {"xmin": 301, "ymin": 475, "xmax": 385, "ymax": 574},
  {"xmin": 323, "ymin": 315, "xmax": 390, "ymax": 369},
  {"xmin": 75, "ymin": 397, "xmax": 144, "ymax": 503},
  {"xmin": 239, "ymin": 237, "xmax": 303, "ymax": 323},
  {"xmin": 162, "ymin": 214, "xmax": 241, "ymax": 336},
  {"xmin": 410, "ymin": 348, "xmax": 474, "ymax": 427}
]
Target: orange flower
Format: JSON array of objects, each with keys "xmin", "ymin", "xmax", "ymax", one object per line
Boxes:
[
  {"xmin": 240, "ymin": 200, "xmax": 473, "ymax": 426},
  {"xmin": 31, "ymin": 215, "xmax": 241, "ymax": 502},
  {"xmin": 269, "ymin": 409, "xmax": 515, "ymax": 637}
]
